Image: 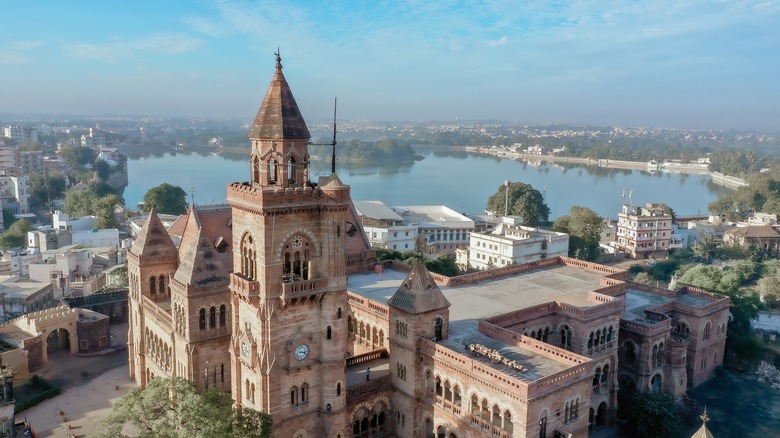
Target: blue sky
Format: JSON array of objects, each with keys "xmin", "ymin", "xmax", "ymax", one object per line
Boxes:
[{"xmin": 2, "ymin": 0, "xmax": 779, "ymax": 130}]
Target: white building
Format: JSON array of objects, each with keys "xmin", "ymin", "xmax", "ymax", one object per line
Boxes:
[
  {"xmin": 463, "ymin": 216, "xmax": 569, "ymax": 270},
  {"xmin": 0, "ymin": 174, "xmax": 28, "ymax": 214},
  {"xmin": 53, "ymin": 210, "xmax": 97, "ymax": 231},
  {"xmin": 72, "ymin": 228, "xmax": 120, "ymax": 248},
  {"xmin": 80, "ymin": 128, "xmax": 112, "ymax": 148},
  {"xmin": 394, "ymin": 205, "xmax": 475, "ymax": 255},
  {"xmin": 354, "ymin": 201, "xmax": 417, "ymax": 251},
  {"xmin": 2, "ymin": 126, "xmax": 38, "ymax": 145},
  {"xmin": 616, "ymin": 203, "xmax": 672, "ymax": 259}
]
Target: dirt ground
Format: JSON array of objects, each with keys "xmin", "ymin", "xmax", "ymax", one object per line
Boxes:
[{"xmin": 20, "ymin": 323, "xmax": 137, "ymax": 438}]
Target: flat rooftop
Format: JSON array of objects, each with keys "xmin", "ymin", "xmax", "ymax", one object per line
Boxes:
[
  {"xmin": 348, "ymin": 263, "xmax": 606, "ymax": 323},
  {"xmin": 347, "ymin": 262, "xmax": 608, "ymax": 381},
  {"xmin": 624, "ymin": 287, "xmax": 718, "ymax": 325}
]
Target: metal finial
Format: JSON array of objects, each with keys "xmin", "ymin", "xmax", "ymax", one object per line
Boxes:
[
  {"xmin": 190, "ymin": 184, "xmax": 195, "ymax": 206},
  {"xmin": 700, "ymin": 407, "xmax": 709, "ymax": 424}
]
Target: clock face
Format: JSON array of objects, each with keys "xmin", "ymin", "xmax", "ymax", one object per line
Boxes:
[
  {"xmin": 241, "ymin": 341, "xmax": 250, "ymax": 357},
  {"xmin": 294, "ymin": 344, "xmax": 310, "ymax": 361}
]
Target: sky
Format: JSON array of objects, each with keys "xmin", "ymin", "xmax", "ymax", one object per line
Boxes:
[{"xmin": 1, "ymin": 0, "xmax": 779, "ymax": 131}]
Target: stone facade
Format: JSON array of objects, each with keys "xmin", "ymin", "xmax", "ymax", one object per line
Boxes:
[{"xmin": 126, "ymin": 57, "xmax": 730, "ymax": 438}]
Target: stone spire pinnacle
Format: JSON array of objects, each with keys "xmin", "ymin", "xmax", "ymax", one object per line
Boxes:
[
  {"xmin": 130, "ymin": 209, "xmax": 178, "ymax": 261},
  {"xmin": 388, "ymin": 261, "xmax": 450, "ymax": 315},
  {"xmin": 249, "ymin": 51, "xmax": 310, "ymax": 140}
]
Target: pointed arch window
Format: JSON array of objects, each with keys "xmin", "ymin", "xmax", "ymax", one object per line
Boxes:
[
  {"xmin": 149, "ymin": 277, "xmax": 156, "ymax": 295},
  {"xmin": 434, "ymin": 317, "xmax": 443, "ymax": 341},
  {"xmin": 199, "ymin": 309, "xmax": 206, "ymax": 330},
  {"xmin": 158, "ymin": 275, "xmax": 166, "ymax": 295},
  {"xmin": 268, "ymin": 158, "xmax": 277, "ymax": 185},
  {"xmin": 219, "ymin": 305, "xmax": 226, "ymax": 327},
  {"xmin": 288, "ymin": 157, "xmax": 296, "ymax": 184},
  {"xmin": 209, "ymin": 307, "xmax": 216, "ymax": 328}
]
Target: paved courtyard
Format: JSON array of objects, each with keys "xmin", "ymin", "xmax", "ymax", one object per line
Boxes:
[{"xmin": 20, "ymin": 323, "xmax": 137, "ymax": 438}]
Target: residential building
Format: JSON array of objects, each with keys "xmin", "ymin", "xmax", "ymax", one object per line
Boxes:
[
  {"xmin": 463, "ymin": 216, "xmax": 569, "ymax": 270},
  {"xmin": 126, "ymin": 57, "xmax": 728, "ymax": 438},
  {"xmin": 0, "ymin": 148, "xmax": 20, "ymax": 171},
  {"xmin": 355, "ymin": 200, "xmax": 418, "ymax": 251},
  {"xmin": 19, "ymin": 150, "xmax": 43, "ymax": 173},
  {"xmin": 395, "ymin": 205, "xmax": 475, "ymax": 255},
  {"xmin": 723, "ymin": 225, "xmax": 780, "ymax": 256},
  {"xmin": 0, "ymin": 174, "xmax": 28, "ymax": 214},
  {"xmin": 616, "ymin": 203, "xmax": 672, "ymax": 259},
  {"xmin": 2, "ymin": 126, "xmax": 37, "ymax": 146},
  {"xmin": 80, "ymin": 128, "xmax": 112, "ymax": 148}
]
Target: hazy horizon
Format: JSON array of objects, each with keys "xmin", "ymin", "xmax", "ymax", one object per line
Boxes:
[{"xmin": 2, "ymin": 1, "xmax": 779, "ymax": 131}]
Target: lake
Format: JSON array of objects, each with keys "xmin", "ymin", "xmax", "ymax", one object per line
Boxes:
[{"xmin": 125, "ymin": 148, "xmax": 733, "ymax": 220}]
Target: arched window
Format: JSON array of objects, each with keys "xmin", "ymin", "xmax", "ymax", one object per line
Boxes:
[
  {"xmin": 150, "ymin": 277, "xmax": 156, "ymax": 295},
  {"xmin": 492, "ymin": 405, "xmax": 501, "ymax": 426},
  {"xmin": 268, "ymin": 158, "xmax": 277, "ymax": 185},
  {"xmin": 504, "ymin": 411, "xmax": 513, "ymax": 433},
  {"xmin": 657, "ymin": 342, "xmax": 665, "ymax": 366},
  {"xmin": 288, "ymin": 157, "xmax": 296, "ymax": 184},
  {"xmin": 624, "ymin": 341, "xmax": 637, "ymax": 363},
  {"xmin": 652, "ymin": 344, "xmax": 658, "ymax": 364},
  {"xmin": 601, "ymin": 365, "xmax": 609, "ymax": 383},
  {"xmin": 588, "ymin": 332, "xmax": 594, "ymax": 349},
  {"xmin": 219, "ymin": 305, "xmax": 226, "ymax": 327},
  {"xmin": 241, "ymin": 234, "xmax": 255, "ymax": 280},
  {"xmin": 337, "ymin": 307, "xmax": 342, "ymax": 319},
  {"xmin": 434, "ymin": 317, "xmax": 443, "ymax": 341},
  {"xmin": 301, "ymin": 383, "xmax": 308, "ymax": 403},
  {"xmin": 595, "ymin": 329, "xmax": 601, "ymax": 346},
  {"xmin": 703, "ymin": 322, "xmax": 711, "ymax": 340},
  {"xmin": 290, "ymin": 386, "xmax": 298, "ymax": 405},
  {"xmin": 453, "ymin": 385, "xmax": 461, "ymax": 406},
  {"xmin": 607, "ymin": 326, "xmax": 614, "ymax": 342},
  {"xmin": 209, "ymin": 307, "xmax": 216, "ymax": 328},
  {"xmin": 199, "ymin": 309, "xmax": 206, "ymax": 330},
  {"xmin": 159, "ymin": 275, "xmax": 165, "ymax": 295},
  {"xmin": 539, "ymin": 412, "xmax": 547, "ymax": 438},
  {"xmin": 336, "ymin": 382, "xmax": 341, "ymax": 396},
  {"xmin": 327, "ymin": 326, "xmax": 332, "ymax": 340},
  {"xmin": 437, "ymin": 426, "xmax": 446, "ymax": 438},
  {"xmin": 593, "ymin": 368, "xmax": 601, "ymax": 387},
  {"xmin": 435, "ymin": 376, "xmax": 442, "ymax": 396}
]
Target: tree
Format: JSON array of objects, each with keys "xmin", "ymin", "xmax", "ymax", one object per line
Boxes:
[
  {"xmin": 94, "ymin": 194, "xmax": 121, "ymax": 229},
  {"xmin": 59, "ymin": 144, "xmax": 97, "ymax": 168},
  {"xmin": 142, "ymin": 183, "xmax": 187, "ymax": 215},
  {"xmin": 27, "ymin": 171, "xmax": 67, "ymax": 207},
  {"xmin": 625, "ymin": 392, "xmax": 682, "ymax": 438},
  {"xmin": 554, "ymin": 206, "xmax": 603, "ymax": 261},
  {"xmin": 0, "ymin": 219, "xmax": 32, "ymax": 249},
  {"xmin": 95, "ymin": 377, "xmax": 272, "ymax": 438},
  {"xmin": 2, "ymin": 209, "xmax": 18, "ymax": 229},
  {"xmin": 64, "ymin": 189, "xmax": 98, "ymax": 218},
  {"xmin": 485, "ymin": 181, "xmax": 550, "ymax": 226}
]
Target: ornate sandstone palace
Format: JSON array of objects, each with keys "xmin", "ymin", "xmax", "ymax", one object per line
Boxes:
[{"xmin": 128, "ymin": 56, "xmax": 729, "ymax": 438}]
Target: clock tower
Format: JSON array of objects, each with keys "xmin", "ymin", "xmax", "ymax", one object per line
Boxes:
[{"xmin": 227, "ymin": 53, "xmax": 349, "ymax": 437}]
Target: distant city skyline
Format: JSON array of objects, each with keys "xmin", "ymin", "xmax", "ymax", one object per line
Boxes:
[{"xmin": 2, "ymin": 1, "xmax": 779, "ymax": 131}]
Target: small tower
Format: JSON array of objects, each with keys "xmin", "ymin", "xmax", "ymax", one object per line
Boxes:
[
  {"xmin": 248, "ymin": 51, "xmax": 311, "ymax": 188},
  {"xmin": 127, "ymin": 209, "xmax": 178, "ymax": 386},
  {"xmin": 388, "ymin": 261, "xmax": 450, "ymax": 437}
]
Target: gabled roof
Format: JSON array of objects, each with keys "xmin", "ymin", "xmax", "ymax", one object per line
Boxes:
[
  {"xmin": 725, "ymin": 225, "xmax": 780, "ymax": 239},
  {"xmin": 249, "ymin": 54, "xmax": 310, "ymax": 140},
  {"xmin": 173, "ymin": 205, "xmax": 228, "ymax": 288},
  {"xmin": 130, "ymin": 209, "xmax": 178, "ymax": 260},
  {"xmin": 388, "ymin": 261, "xmax": 450, "ymax": 315}
]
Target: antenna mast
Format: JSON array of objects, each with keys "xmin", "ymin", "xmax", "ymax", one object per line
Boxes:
[{"xmin": 331, "ymin": 97, "xmax": 338, "ymax": 174}]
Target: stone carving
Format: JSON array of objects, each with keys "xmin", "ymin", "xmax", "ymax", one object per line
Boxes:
[{"xmin": 467, "ymin": 343, "xmax": 526, "ymax": 372}]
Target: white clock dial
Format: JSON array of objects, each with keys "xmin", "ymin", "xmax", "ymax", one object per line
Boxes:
[{"xmin": 294, "ymin": 344, "xmax": 310, "ymax": 361}]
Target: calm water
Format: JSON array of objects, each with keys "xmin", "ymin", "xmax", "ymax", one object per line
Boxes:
[{"xmin": 125, "ymin": 148, "xmax": 733, "ymax": 220}]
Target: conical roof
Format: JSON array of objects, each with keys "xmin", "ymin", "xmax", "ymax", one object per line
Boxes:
[
  {"xmin": 388, "ymin": 261, "xmax": 450, "ymax": 314},
  {"xmin": 174, "ymin": 205, "xmax": 228, "ymax": 288},
  {"xmin": 249, "ymin": 53, "xmax": 310, "ymax": 140},
  {"xmin": 691, "ymin": 409, "xmax": 715, "ymax": 438},
  {"xmin": 131, "ymin": 209, "xmax": 178, "ymax": 260}
]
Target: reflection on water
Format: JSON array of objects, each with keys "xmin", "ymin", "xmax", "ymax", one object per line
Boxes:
[{"xmin": 126, "ymin": 148, "xmax": 734, "ymax": 217}]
